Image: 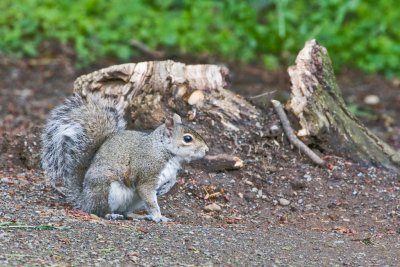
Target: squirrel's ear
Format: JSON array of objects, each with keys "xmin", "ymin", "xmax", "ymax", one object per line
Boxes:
[
  {"xmin": 165, "ymin": 116, "xmax": 174, "ymax": 137},
  {"xmin": 173, "ymin": 113, "xmax": 182, "ymax": 124},
  {"xmin": 165, "ymin": 113, "xmax": 181, "ymax": 137}
]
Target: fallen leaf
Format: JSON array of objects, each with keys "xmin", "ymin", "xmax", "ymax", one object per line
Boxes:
[
  {"xmin": 333, "ymin": 226, "xmax": 356, "ymax": 235},
  {"xmin": 126, "ymin": 251, "xmax": 139, "ymax": 263},
  {"xmin": 65, "ymin": 209, "xmax": 95, "ymax": 221},
  {"xmin": 386, "ymin": 229, "xmax": 397, "ymax": 235},
  {"xmin": 137, "ymin": 227, "xmax": 148, "ymax": 234},
  {"xmin": 51, "ymin": 255, "xmax": 62, "ymax": 261}
]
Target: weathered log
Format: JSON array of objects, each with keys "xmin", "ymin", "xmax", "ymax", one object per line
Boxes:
[
  {"xmin": 286, "ymin": 40, "xmax": 400, "ymax": 170},
  {"xmin": 73, "ymin": 60, "xmax": 259, "ymax": 131}
]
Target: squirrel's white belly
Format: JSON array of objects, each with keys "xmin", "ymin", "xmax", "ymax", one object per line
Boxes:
[
  {"xmin": 108, "ymin": 181, "xmax": 142, "ymax": 213},
  {"xmin": 107, "ymin": 157, "xmax": 181, "ymax": 214},
  {"xmin": 156, "ymin": 157, "xmax": 181, "ymax": 196}
]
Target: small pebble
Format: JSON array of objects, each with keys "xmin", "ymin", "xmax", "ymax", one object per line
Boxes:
[
  {"xmin": 364, "ymin": 94, "xmax": 380, "ymax": 105},
  {"xmin": 204, "ymin": 203, "xmax": 221, "ymax": 212},
  {"xmin": 245, "ymin": 180, "xmax": 254, "ymax": 186},
  {"xmin": 303, "ymin": 174, "xmax": 312, "ymax": 181},
  {"xmin": 279, "ymin": 198, "xmax": 290, "ymax": 206}
]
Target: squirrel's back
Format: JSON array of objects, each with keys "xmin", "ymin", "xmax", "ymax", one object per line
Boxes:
[{"xmin": 41, "ymin": 95, "xmax": 126, "ymax": 203}]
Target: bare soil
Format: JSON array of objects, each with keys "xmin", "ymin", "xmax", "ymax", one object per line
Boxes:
[{"xmin": 0, "ymin": 55, "xmax": 399, "ymax": 266}]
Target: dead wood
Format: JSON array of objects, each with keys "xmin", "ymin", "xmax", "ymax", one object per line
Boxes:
[
  {"xmin": 271, "ymin": 99, "xmax": 326, "ymax": 166},
  {"xmin": 286, "ymin": 39, "xmax": 400, "ymax": 170},
  {"xmin": 203, "ymin": 154, "xmax": 244, "ymax": 172},
  {"xmin": 73, "ymin": 60, "xmax": 259, "ymax": 130},
  {"xmin": 71, "ymin": 53, "xmax": 399, "ymax": 171}
]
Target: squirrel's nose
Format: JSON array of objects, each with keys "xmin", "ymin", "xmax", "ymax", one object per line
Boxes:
[{"xmin": 205, "ymin": 146, "xmax": 209, "ymax": 153}]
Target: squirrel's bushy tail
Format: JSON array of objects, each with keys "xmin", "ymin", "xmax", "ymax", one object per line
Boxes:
[{"xmin": 41, "ymin": 95, "xmax": 126, "ymax": 204}]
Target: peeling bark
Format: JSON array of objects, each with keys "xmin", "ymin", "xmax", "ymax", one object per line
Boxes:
[{"xmin": 286, "ymin": 40, "xmax": 400, "ymax": 170}]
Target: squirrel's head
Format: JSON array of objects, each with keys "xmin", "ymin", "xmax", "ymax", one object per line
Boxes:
[{"xmin": 164, "ymin": 113, "xmax": 209, "ymax": 161}]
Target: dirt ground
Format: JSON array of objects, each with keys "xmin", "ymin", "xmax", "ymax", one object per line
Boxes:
[{"xmin": 0, "ymin": 55, "xmax": 399, "ymax": 266}]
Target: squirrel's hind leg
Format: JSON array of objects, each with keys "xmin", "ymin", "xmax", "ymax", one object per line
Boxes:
[
  {"xmin": 79, "ymin": 180, "xmax": 111, "ymax": 217},
  {"xmin": 80, "ymin": 167, "xmax": 125, "ymax": 218}
]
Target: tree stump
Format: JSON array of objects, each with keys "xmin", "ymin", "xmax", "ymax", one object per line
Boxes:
[
  {"xmin": 73, "ymin": 60, "xmax": 259, "ymax": 131},
  {"xmin": 72, "ymin": 47, "xmax": 399, "ymax": 172},
  {"xmin": 286, "ymin": 40, "xmax": 400, "ymax": 170}
]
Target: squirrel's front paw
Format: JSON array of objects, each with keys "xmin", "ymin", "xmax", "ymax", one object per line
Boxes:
[{"xmin": 145, "ymin": 214, "xmax": 172, "ymax": 223}]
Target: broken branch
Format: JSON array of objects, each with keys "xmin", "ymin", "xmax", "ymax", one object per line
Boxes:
[
  {"xmin": 202, "ymin": 154, "xmax": 244, "ymax": 172},
  {"xmin": 130, "ymin": 39, "xmax": 166, "ymax": 58},
  {"xmin": 271, "ymin": 99, "xmax": 326, "ymax": 166}
]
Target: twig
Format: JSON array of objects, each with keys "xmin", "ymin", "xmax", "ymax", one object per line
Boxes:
[
  {"xmin": 0, "ymin": 222, "xmax": 65, "ymax": 230},
  {"xmin": 351, "ymin": 236, "xmax": 374, "ymax": 245},
  {"xmin": 250, "ymin": 90, "xmax": 277, "ymax": 99},
  {"xmin": 130, "ymin": 39, "xmax": 165, "ymax": 58},
  {"xmin": 232, "ymin": 134, "xmax": 243, "ymax": 153},
  {"xmin": 3, "ymin": 254, "xmax": 41, "ymax": 258},
  {"xmin": 247, "ymin": 145, "xmax": 252, "ymax": 157},
  {"xmin": 271, "ymin": 99, "xmax": 326, "ymax": 166}
]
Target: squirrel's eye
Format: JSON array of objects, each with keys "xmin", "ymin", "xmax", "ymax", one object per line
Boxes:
[{"xmin": 183, "ymin": 134, "xmax": 193, "ymax": 143}]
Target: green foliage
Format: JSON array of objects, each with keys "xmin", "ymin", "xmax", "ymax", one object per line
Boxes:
[
  {"xmin": 0, "ymin": 222, "xmax": 66, "ymax": 230},
  {"xmin": 0, "ymin": 0, "xmax": 399, "ymax": 76},
  {"xmin": 347, "ymin": 102, "xmax": 377, "ymax": 119}
]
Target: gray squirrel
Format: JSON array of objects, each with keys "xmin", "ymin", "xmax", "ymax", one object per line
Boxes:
[{"xmin": 41, "ymin": 95, "xmax": 208, "ymax": 222}]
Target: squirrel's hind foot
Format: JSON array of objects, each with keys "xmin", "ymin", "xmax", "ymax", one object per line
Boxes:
[
  {"xmin": 126, "ymin": 212, "xmax": 172, "ymax": 223},
  {"xmin": 105, "ymin": 213, "xmax": 125, "ymax": 220},
  {"xmin": 144, "ymin": 214, "xmax": 172, "ymax": 223}
]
